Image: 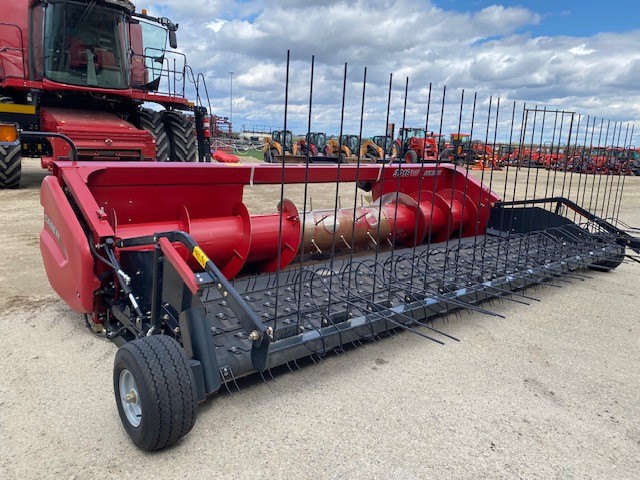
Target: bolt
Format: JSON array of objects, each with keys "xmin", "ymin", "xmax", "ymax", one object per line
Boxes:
[
  {"xmin": 249, "ymin": 330, "xmax": 260, "ymax": 341},
  {"xmin": 173, "ymin": 327, "xmax": 180, "ymax": 334},
  {"xmin": 124, "ymin": 390, "xmax": 137, "ymax": 404}
]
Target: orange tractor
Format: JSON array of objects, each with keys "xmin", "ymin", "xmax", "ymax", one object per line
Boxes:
[{"xmin": 390, "ymin": 128, "xmax": 439, "ymax": 163}]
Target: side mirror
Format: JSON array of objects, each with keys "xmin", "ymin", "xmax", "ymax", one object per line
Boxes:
[{"xmin": 169, "ymin": 30, "xmax": 177, "ymax": 49}]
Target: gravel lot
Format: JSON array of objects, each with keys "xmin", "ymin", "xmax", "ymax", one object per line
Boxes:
[{"xmin": 1, "ymin": 158, "xmax": 639, "ymax": 479}]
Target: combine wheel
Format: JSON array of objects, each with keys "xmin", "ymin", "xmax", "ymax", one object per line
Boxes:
[
  {"xmin": 113, "ymin": 335, "xmax": 198, "ymax": 451},
  {"xmin": 135, "ymin": 108, "xmax": 170, "ymax": 161},
  {"xmin": 405, "ymin": 149, "xmax": 418, "ymax": 163},
  {"xmin": 0, "ymin": 96, "xmax": 20, "ymax": 188},
  {"xmin": 163, "ymin": 111, "xmax": 197, "ymax": 162},
  {"xmin": 0, "ymin": 143, "xmax": 21, "ymax": 189}
]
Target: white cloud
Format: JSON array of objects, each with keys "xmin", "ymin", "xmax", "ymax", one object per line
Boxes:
[{"xmin": 130, "ymin": 0, "xmax": 640, "ymax": 141}]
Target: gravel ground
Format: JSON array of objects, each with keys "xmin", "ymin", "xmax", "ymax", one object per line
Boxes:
[{"xmin": 0, "ymin": 158, "xmax": 639, "ymax": 479}]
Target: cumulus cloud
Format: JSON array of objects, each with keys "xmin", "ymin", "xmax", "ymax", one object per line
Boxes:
[{"xmin": 132, "ymin": 0, "xmax": 640, "ymax": 141}]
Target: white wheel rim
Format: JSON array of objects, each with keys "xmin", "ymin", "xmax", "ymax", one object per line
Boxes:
[{"xmin": 119, "ymin": 369, "xmax": 142, "ymax": 427}]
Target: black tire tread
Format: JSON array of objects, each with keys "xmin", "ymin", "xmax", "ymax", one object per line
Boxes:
[
  {"xmin": 163, "ymin": 111, "xmax": 197, "ymax": 162},
  {"xmin": 114, "ymin": 335, "xmax": 197, "ymax": 451},
  {"xmin": 134, "ymin": 108, "xmax": 170, "ymax": 162},
  {"xmin": 0, "ymin": 142, "xmax": 21, "ymax": 189},
  {"xmin": 405, "ymin": 149, "xmax": 418, "ymax": 163}
]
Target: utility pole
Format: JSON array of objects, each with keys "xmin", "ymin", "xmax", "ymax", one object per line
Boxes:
[{"xmin": 229, "ymin": 71, "xmax": 234, "ymax": 134}]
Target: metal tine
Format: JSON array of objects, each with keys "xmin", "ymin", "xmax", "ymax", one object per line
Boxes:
[
  {"xmin": 378, "ymin": 256, "xmax": 507, "ymax": 318},
  {"xmin": 306, "ymin": 268, "xmax": 379, "ymax": 345},
  {"xmin": 440, "ymin": 253, "xmax": 532, "ymax": 305},
  {"xmin": 350, "ymin": 256, "xmax": 500, "ymax": 325}
]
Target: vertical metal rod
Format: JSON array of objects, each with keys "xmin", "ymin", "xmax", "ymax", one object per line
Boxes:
[
  {"xmin": 371, "ymin": 73, "xmax": 394, "ymax": 302},
  {"xmin": 272, "ymin": 50, "xmax": 291, "ymax": 335},
  {"xmin": 346, "ymin": 67, "xmax": 368, "ymax": 294},
  {"xmin": 593, "ymin": 119, "xmax": 612, "ymax": 216},
  {"xmin": 608, "ymin": 123, "xmax": 630, "ymax": 221},
  {"xmin": 422, "ymin": 85, "xmax": 448, "ymax": 291},
  {"xmin": 409, "ymin": 82, "xmax": 434, "ymax": 282},
  {"xmin": 296, "ymin": 55, "xmax": 316, "ymax": 327},
  {"xmin": 386, "ymin": 76, "xmax": 410, "ymax": 303},
  {"xmin": 614, "ymin": 124, "xmax": 635, "ymax": 222},
  {"xmin": 588, "ymin": 118, "xmax": 604, "ymax": 213},
  {"xmin": 603, "ymin": 121, "xmax": 623, "ymax": 220},
  {"xmin": 326, "ymin": 62, "xmax": 349, "ymax": 320},
  {"xmin": 549, "ymin": 112, "xmax": 569, "ymax": 202},
  {"xmin": 565, "ymin": 114, "xmax": 584, "ymax": 217}
]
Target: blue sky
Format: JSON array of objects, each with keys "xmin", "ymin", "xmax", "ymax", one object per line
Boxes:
[
  {"xmin": 437, "ymin": 0, "xmax": 639, "ymax": 36},
  {"xmin": 135, "ymin": 0, "xmax": 640, "ymax": 142}
]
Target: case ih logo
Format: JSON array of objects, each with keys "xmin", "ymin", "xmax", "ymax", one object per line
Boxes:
[{"xmin": 44, "ymin": 214, "xmax": 60, "ymax": 241}]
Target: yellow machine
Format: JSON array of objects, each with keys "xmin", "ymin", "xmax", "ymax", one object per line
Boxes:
[{"xmin": 263, "ymin": 130, "xmax": 299, "ymax": 162}]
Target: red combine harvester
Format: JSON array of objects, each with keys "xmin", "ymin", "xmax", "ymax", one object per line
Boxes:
[{"xmin": 0, "ymin": 0, "xmax": 210, "ymax": 188}]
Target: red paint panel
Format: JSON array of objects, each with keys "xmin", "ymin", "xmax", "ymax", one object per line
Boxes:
[{"xmin": 39, "ymin": 176, "xmax": 99, "ymax": 313}]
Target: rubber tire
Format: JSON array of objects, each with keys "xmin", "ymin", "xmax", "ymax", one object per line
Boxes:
[
  {"xmin": 405, "ymin": 149, "xmax": 418, "ymax": 163},
  {"xmin": 113, "ymin": 335, "xmax": 198, "ymax": 451},
  {"xmin": 134, "ymin": 108, "xmax": 170, "ymax": 162},
  {"xmin": 264, "ymin": 148, "xmax": 278, "ymax": 163},
  {"xmin": 163, "ymin": 111, "xmax": 197, "ymax": 162},
  {"xmin": 0, "ymin": 142, "xmax": 21, "ymax": 189}
]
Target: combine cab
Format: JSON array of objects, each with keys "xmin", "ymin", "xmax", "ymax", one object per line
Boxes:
[{"xmin": 0, "ymin": 0, "xmax": 210, "ymax": 188}]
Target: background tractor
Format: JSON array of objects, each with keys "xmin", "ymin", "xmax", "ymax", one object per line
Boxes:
[
  {"xmin": 391, "ymin": 128, "xmax": 439, "ymax": 163},
  {"xmin": 0, "ymin": 0, "xmax": 210, "ymax": 188},
  {"xmin": 326, "ymin": 135, "xmax": 383, "ymax": 162},
  {"xmin": 438, "ymin": 133, "xmax": 479, "ymax": 165},
  {"xmin": 373, "ymin": 134, "xmax": 393, "ymax": 157},
  {"xmin": 263, "ymin": 129, "xmax": 299, "ymax": 162},
  {"xmin": 297, "ymin": 132, "xmax": 327, "ymax": 156}
]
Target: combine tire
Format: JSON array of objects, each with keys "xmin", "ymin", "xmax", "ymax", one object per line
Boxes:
[
  {"xmin": 135, "ymin": 108, "xmax": 170, "ymax": 162},
  {"xmin": 0, "ymin": 95, "xmax": 20, "ymax": 188},
  {"xmin": 405, "ymin": 149, "xmax": 418, "ymax": 163},
  {"xmin": 0, "ymin": 143, "xmax": 21, "ymax": 189},
  {"xmin": 163, "ymin": 111, "xmax": 197, "ymax": 162},
  {"xmin": 113, "ymin": 335, "xmax": 198, "ymax": 451}
]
